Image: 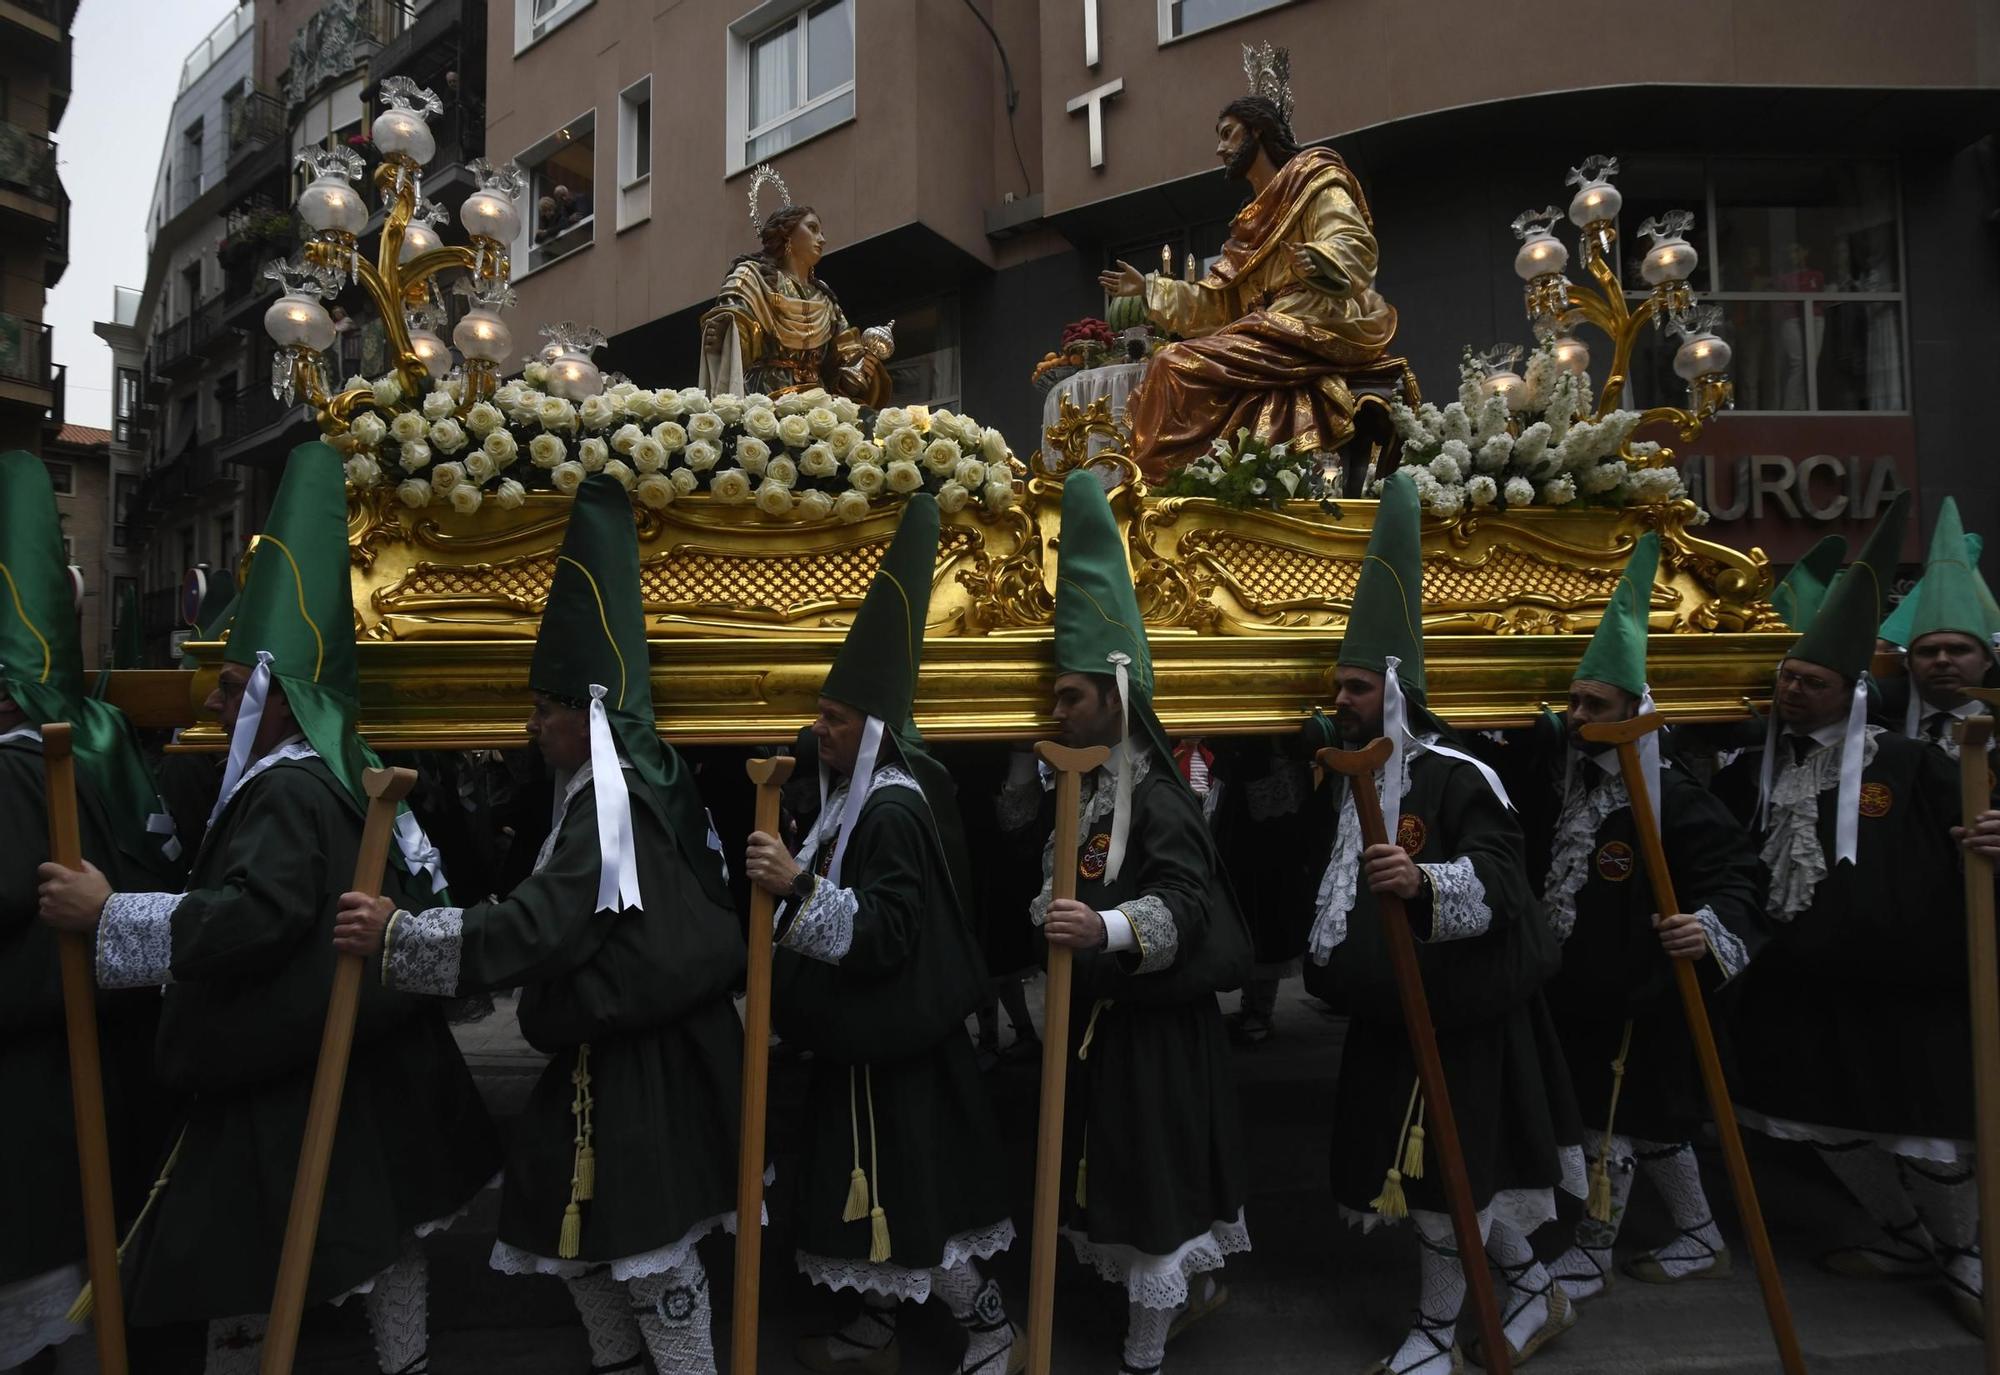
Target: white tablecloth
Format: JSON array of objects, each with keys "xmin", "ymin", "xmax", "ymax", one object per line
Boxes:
[{"xmin": 1040, "ymin": 360, "xmax": 1149, "ymax": 467}]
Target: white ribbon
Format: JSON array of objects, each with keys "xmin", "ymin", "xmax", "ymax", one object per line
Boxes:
[
  {"xmin": 146, "ymin": 810, "xmax": 183, "ymax": 863},
  {"xmin": 1106, "ymin": 652, "xmax": 1133, "ymax": 883},
  {"xmin": 1414, "ymin": 737, "xmax": 1514, "ymax": 811},
  {"xmin": 209, "ymin": 650, "xmax": 273, "ymax": 829},
  {"xmin": 1380, "ymin": 654, "xmax": 1409, "ymax": 842},
  {"xmin": 394, "ymin": 808, "xmax": 450, "ymax": 894},
  {"xmin": 587, "ymin": 684, "xmax": 643, "ymax": 913},
  {"xmin": 823, "ymin": 714, "xmax": 884, "ymax": 888},
  {"xmin": 1834, "ymin": 674, "xmax": 1869, "ymax": 866}
]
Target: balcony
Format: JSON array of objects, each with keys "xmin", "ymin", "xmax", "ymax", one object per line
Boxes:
[
  {"xmin": 193, "ymin": 292, "xmax": 241, "ymax": 358},
  {"xmin": 43, "ymin": 181, "xmax": 67, "ymax": 287},
  {"xmin": 49, "ymin": 27, "xmax": 72, "ymax": 128},
  {"xmin": 0, "ymin": 122, "xmax": 58, "ymax": 218},
  {"xmin": 0, "ymin": 314, "xmax": 53, "ymax": 408},
  {"xmin": 0, "ymin": 0, "xmax": 62, "ymax": 42},
  {"xmin": 151, "ymin": 317, "xmax": 198, "ymax": 377},
  {"xmin": 227, "ymin": 91, "xmax": 284, "ymax": 167}
]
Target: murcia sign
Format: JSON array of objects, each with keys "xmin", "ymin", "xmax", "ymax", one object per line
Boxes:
[{"xmin": 1674, "ymin": 415, "xmax": 1920, "ymax": 563}]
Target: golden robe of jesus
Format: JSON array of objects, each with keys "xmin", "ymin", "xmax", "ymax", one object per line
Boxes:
[
  {"xmin": 698, "ymin": 260, "xmax": 889, "ymax": 407},
  {"xmin": 1125, "ymin": 148, "xmax": 1397, "ymax": 479}
]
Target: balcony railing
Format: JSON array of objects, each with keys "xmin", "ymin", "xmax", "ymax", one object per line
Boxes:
[
  {"xmin": 227, "ymin": 91, "xmax": 285, "ymax": 167},
  {"xmin": 44, "ymin": 181, "xmax": 67, "ymax": 287},
  {"xmin": 220, "ymin": 385, "xmax": 299, "ymax": 448},
  {"xmin": 151, "ymin": 317, "xmax": 196, "ymax": 373},
  {"xmin": 0, "ymin": 122, "xmax": 58, "ymax": 206},
  {"xmin": 0, "ymin": 313, "xmax": 52, "ymax": 392}
]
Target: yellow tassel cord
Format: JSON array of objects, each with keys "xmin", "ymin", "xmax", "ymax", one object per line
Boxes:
[
  {"xmin": 558, "ymin": 1043, "xmax": 596, "ymax": 1260},
  {"xmin": 68, "ymin": 1129, "xmax": 187, "ymax": 1324},
  {"xmin": 1373, "ymin": 1078, "xmax": 1423, "ymax": 1221},
  {"xmin": 1072, "ymin": 1001, "xmax": 1112, "ymax": 1213},
  {"xmin": 841, "ymin": 1067, "xmax": 870, "ymax": 1223},
  {"xmin": 1402, "ymin": 1096, "xmax": 1427, "ymax": 1181},
  {"xmin": 1586, "ymin": 1020, "xmax": 1635, "ymax": 1225},
  {"xmin": 863, "ymin": 1066, "xmax": 891, "ymax": 1263}
]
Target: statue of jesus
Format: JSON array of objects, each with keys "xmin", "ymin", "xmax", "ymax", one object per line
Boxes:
[{"xmin": 1102, "ymin": 96, "xmax": 1398, "ymax": 480}]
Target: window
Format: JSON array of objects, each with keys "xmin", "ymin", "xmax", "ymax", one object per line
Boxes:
[
  {"xmin": 517, "ymin": 0, "xmax": 593, "ymax": 53},
  {"xmin": 113, "ymin": 473, "xmax": 139, "ymax": 548},
  {"xmin": 878, "ymin": 296, "xmax": 960, "ymax": 410},
  {"xmin": 45, "ymin": 461, "xmax": 73, "ymax": 495},
  {"xmin": 182, "ymin": 260, "xmax": 204, "ymax": 319},
  {"xmin": 617, "ymin": 77, "xmax": 652, "ymax": 231},
  {"xmin": 516, "ymin": 111, "xmax": 597, "ymax": 274},
  {"xmin": 180, "ymin": 118, "xmax": 205, "ymax": 212},
  {"xmin": 62, "ymin": 534, "xmax": 74, "ymax": 560},
  {"xmin": 1620, "ymin": 157, "xmax": 1906, "ymax": 415},
  {"xmin": 730, "ymin": 0, "xmax": 854, "ymax": 172},
  {"xmin": 1160, "ymin": 0, "xmax": 1298, "ymax": 42},
  {"xmin": 115, "ymin": 368, "xmax": 141, "ymax": 445}
]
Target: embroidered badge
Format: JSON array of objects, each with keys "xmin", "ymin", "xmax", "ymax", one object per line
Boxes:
[
  {"xmin": 1080, "ymin": 831, "xmax": 1110, "ymax": 881},
  {"xmin": 1397, "ymin": 814, "xmax": 1427, "ymax": 856},
  {"xmin": 1859, "ymin": 782, "xmax": 1893, "ymax": 818},
  {"xmin": 1595, "ymin": 840, "xmax": 1635, "ymax": 882}
]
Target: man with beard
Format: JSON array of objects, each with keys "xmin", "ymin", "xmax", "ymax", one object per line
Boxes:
[
  {"xmin": 1876, "ymin": 497, "xmax": 2000, "ymax": 770},
  {"xmin": 1304, "ymin": 471, "xmax": 1584, "ymax": 1374},
  {"xmin": 998, "ymin": 471, "xmax": 1252, "ymax": 1375},
  {"xmin": 1527, "ymin": 534, "xmax": 1770, "ymax": 1305},
  {"xmin": 744, "ymin": 495, "xmax": 1020, "ymax": 1375},
  {"xmin": 1098, "ymin": 60, "xmax": 1397, "ymax": 480},
  {"xmin": 1714, "ymin": 493, "xmax": 1984, "ymax": 1334}
]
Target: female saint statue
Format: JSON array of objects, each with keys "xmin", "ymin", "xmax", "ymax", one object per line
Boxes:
[{"xmin": 699, "ymin": 168, "xmax": 894, "ymax": 405}]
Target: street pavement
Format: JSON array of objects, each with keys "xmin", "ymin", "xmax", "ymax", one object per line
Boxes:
[{"xmin": 135, "ymin": 980, "xmax": 1984, "ymax": 1373}]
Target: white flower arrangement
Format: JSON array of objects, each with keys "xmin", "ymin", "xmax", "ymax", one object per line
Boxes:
[
  {"xmin": 1158, "ymin": 429, "xmax": 1317, "ymax": 509},
  {"xmin": 1380, "ymin": 342, "xmax": 1701, "ymax": 519},
  {"xmin": 341, "ymin": 378, "xmax": 1023, "ymax": 523}
]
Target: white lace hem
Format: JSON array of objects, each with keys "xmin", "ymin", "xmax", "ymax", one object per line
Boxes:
[
  {"xmin": 795, "ymin": 1218, "xmax": 1017, "ymax": 1302},
  {"xmin": 1061, "ymin": 1211, "xmax": 1250, "ymax": 1311},
  {"xmin": 491, "ymin": 1207, "xmax": 743, "ymax": 1283},
  {"xmin": 329, "ymin": 1179, "xmax": 500, "ymax": 1304},
  {"xmin": 1339, "ymin": 1145, "xmax": 1589, "ymax": 1237},
  {"xmin": 0, "ymin": 1262, "xmax": 85, "ymax": 1367},
  {"xmin": 1734, "ymin": 1106, "xmax": 1971, "ymax": 1165}
]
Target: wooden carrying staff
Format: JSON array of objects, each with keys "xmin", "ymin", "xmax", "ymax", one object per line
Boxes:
[
  {"xmin": 1025, "ymin": 740, "xmax": 1110, "ymax": 1375},
  {"xmin": 43, "ymin": 723, "xmax": 129, "ymax": 1375},
  {"xmin": 261, "ymin": 766, "xmax": 417, "ymax": 1375},
  {"xmin": 731, "ymin": 754, "xmax": 795, "ymax": 1375},
  {"xmin": 1955, "ymin": 693, "xmax": 2000, "ymax": 1367},
  {"xmin": 1579, "ymin": 714, "xmax": 1806, "ymax": 1374},
  {"xmin": 1317, "ymin": 740, "xmax": 1511, "ymax": 1374}
]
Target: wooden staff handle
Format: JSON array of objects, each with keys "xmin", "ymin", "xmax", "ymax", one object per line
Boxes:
[
  {"xmin": 261, "ymin": 766, "xmax": 417, "ymax": 1375},
  {"xmin": 1954, "ymin": 709, "xmax": 2000, "ymax": 1370},
  {"xmin": 1317, "ymin": 741, "xmax": 1510, "ymax": 1374},
  {"xmin": 1025, "ymin": 740, "xmax": 1110, "ymax": 1375},
  {"xmin": 731, "ymin": 753, "xmax": 796, "ymax": 1375},
  {"xmin": 43, "ymin": 724, "xmax": 128, "ymax": 1375},
  {"xmin": 1581, "ymin": 714, "xmax": 1806, "ymax": 1374}
]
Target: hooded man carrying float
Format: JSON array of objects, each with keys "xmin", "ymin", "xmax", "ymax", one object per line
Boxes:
[
  {"xmin": 338, "ymin": 473, "xmax": 749, "ymax": 1375},
  {"xmin": 742, "ymin": 493, "xmax": 1021, "ymax": 1375},
  {"xmin": 1875, "ymin": 497, "xmax": 2000, "ymax": 767},
  {"xmin": 37, "ymin": 443, "xmax": 498, "ymax": 1375}
]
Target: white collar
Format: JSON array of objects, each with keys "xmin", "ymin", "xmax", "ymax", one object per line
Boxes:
[
  {"xmin": 0, "ymin": 723, "xmax": 41, "ymax": 746},
  {"xmin": 1785, "ymin": 720, "xmax": 1848, "ymax": 750},
  {"xmin": 217, "ymin": 734, "xmax": 314, "ymax": 816},
  {"xmin": 1917, "ymin": 696, "xmax": 1987, "ymax": 722}
]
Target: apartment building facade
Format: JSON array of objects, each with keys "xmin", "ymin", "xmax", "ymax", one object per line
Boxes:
[{"xmin": 0, "ymin": 0, "xmax": 76, "ymax": 455}]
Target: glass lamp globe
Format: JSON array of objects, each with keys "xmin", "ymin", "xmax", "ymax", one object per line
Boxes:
[
  {"xmin": 1479, "ymin": 370, "xmax": 1526, "ymax": 408},
  {"xmin": 398, "ymin": 220, "xmax": 444, "ymax": 264},
  {"xmin": 409, "ymin": 328, "xmax": 452, "ymax": 381},
  {"xmin": 264, "ymin": 293, "xmax": 335, "ymax": 352},
  {"xmin": 298, "ymin": 173, "xmax": 367, "ymax": 236},
  {"xmin": 547, "ymin": 351, "xmax": 603, "ymax": 400},
  {"xmin": 1642, "ymin": 238, "xmax": 1699, "ymax": 286},
  {"xmin": 373, "ymin": 106, "xmax": 435, "ymax": 167},
  {"xmin": 1551, "ymin": 336, "xmax": 1591, "ymax": 375},
  {"xmin": 1673, "ymin": 333, "xmax": 1732, "ymax": 381},
  {"xmin": 461, "ymin": 190, "xmax": 521, "ymax": 245},
  {"xmin": 1514, "ymin": 234, "xmax": 1569, "ymax": 282},
  {"xmin": 453, "ymin": 309, "xmax": 513, "ymax": 364},
  {"xmin": 1567, "ymin": 181, "xmax": 1622, "ymax": 227}
]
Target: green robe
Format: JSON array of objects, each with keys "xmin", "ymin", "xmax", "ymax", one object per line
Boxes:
[
  {"xmin": 774, "ymin": 760, "xmax": 1013, "ymax": 1277},
  {"xmin": 1302, "ymin": 747, "xmax": 1582, "ymax": 1215},
  {"xmin": 386, "ymin": 763, "xmax": 746, "ymax": 1268},
  {"xmin": 105, "ymin": 749, "xmax": 499, "ymax": 1323},
  {"xmin": 0, "ymin": 734, "xmax": 175, "ymax": 1288}
]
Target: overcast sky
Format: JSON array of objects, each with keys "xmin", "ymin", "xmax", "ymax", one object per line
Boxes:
[{"xmin": 46, "ymin": 0, "xmax": 240, "ymax": 430}]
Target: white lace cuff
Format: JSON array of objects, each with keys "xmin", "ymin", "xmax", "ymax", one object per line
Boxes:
[
  {"xmin": 1693, "ymin": 904, "xmax": 1749, "ymax": 982},
  {"xmin": 1120, "ymin": 895, "xmax": 1179, "ymax": 975},
  {"xmin": 383, "ymin": 906, "xmax": 464, "ymax": 997},
  {"xmin": 96, "ymin": 891, "xmax": 180, "ymax": 989},
  {"xmin": 778, "ymin": 878, "xmax": 857, "ymax": 964},
  {"xmin": 1417, "ymin": 858, "xmax": 1491, "ymax": 943}
]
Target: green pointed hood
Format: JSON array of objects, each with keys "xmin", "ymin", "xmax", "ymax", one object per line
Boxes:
[
  {"xmin": 532, "ymin": 474, "xmax": 729, "ymax": 908},
  {"xmin": 1898, "ymin": 498, "xmax": 2000, "ymax": 653},
  {"xmin": 1770, "ymin": 534, "xmax": 1847, "ymax": 632},
  {"xmin": 0, "ymin": 451, "xmax": 181, "ymax": 883},
  {"xmin": 1789, "ymin": 492, "xmax": 1908, "ymax": 681},
  {"xmin": 180, "ymin": 568, "xmax": 237, "ymax": 669},
  {"xmin": 1340, "ymin": 470, "xmax": 1426, "ymax": 695},
  {"xmin": 1573, "ymin": 532, "xmax": 1659, "ymax": 698},
  {"xmin": 1053, "ymin": 471, "xmax": 1153, "ymax": 699},
  {"xmin": 823, "ymin": 494, "xmax": 940, "ymax": 731}
]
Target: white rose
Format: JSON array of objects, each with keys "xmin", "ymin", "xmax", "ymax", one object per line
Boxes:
[
  {"xmin": 483, "ymin": 430, "xmax": 519, "ymax": 467},
  {"xmin": 831, "ymin": 397, "xmax": 861, "ymax": 425},
  {"xmin": 602, "ymin": 459, "xmax": 636, "ymax": 489},
  {"xmin": 396, "ymin": 478, "xmax": 432, "ymax": 508},
  {"xmin": 985, "ymin": 462, "xmax": 1012, "ymax": 488},
  {"xmin": 954, "ymin": 457, "xmax": 987, "ymax": 489},
  {"xmin": 735, "ymin": 436, "xmax": 771, "ymax": 475},
  {"xmin": 549, "ymin": 461, "xmax": 586, "ymax": 494},
  {"xmin": 372, "ymin": 375, "xmax": 403, "ymax": 408},
  {"xmin": 344, "ymin": 454, "xmax": 382, "ymax": 487},
  {"xmin": 798, "ymin": 489, "xmax": 835, "ymax": 521},
  {"xmin": 709, "ymin": 393, "xmax": 745, "ymax": 424},
  {"xmin": 636, "ymin": 474, "xmax": 676, "ymax": 509},
  {"xmin": 775, "ymin": 391, "xmax": 809, "ymax": 417},
  {"xmin": 935, "ymin": 481, "xmax": 970, "ymax": 514},
  {"xmin": 461, "ymin": 402, "xmax": 503, "ymax": 439},
  {"xmin": 506, "ymin": 389, "xmax": 543, "ymax": 426},
  {"xmin": 668, "ymin": 468, "xmax": 699, "ymax": 496},
  {"xmin": 530, "ymin": 433, "xmax": 567, "ymax": 469},
  {"xmin": 676, "ymin": 386, "xmax": 708, "ymax": 410},
  {"xmin": 430, "ymin": 461, "xmax": 464, "ymax": 491},
  {"xmin": 833, "ymin": 489, "xmax": 871, "ymax": 523},
  {"xmin": 847, "ymin": 463, "xmax": 886, "ymax": 496},
  {"xmin": 580, "ymin": 394, "xmax": 618, "ymax": 430},
  {"xmin": 806, "ymin": 406, "xmax": 838, "ymax": 438},
  {"xmin": 980, "ymin": 427, "xmax": 1011, "ymax": 463},
  {"xmin": 744, "ymin": 407, "xmax": 780, "ymax": 440},
  {"xmin": 422, "ymin": 389, "xmax": 455, "ymax": 421},
  {"xmin": 687, "ymin": 411, "xmax": 724, "ymax": 443},
  {"xmin": 881, "ymin": 428, "xmax": 921, "ymax": 464},
  {"xmin": 464, "ymin": 451, "xmax": 498, "ymax": 483},
  {"xmin": 449, "ymin": 482, "xmax": 482, "ymax": 515},
  {"xmin": 796, "ymin": 387, "xmax": 829, "ymax": 408},
  {"xmin": 429, "ymin": 417, "xmax": 468, "ymax": 455},
  {"xmin": 982, "ymin": 480, "xmax": 1015, "ymax": 511},
  {"xmin": 885, "ymin": 460, "xmax": 924, "ymax": 494},
  {"xmin": 390, "ymin": 411, "xmax": 428, "ymax": 445},
  {"xmin": 777, "ymin": 413, "xmax": 813, "ymax": 448},
  {"xmin": 653, "ymin": 389, "xmax": 688, "ymax": 419},
  {"xmin": 651, "ymin": 421, "xmax": 688, "ymax": 454},
  {"xmin": 494, "ymin": 477, "xmax": 526, "ymax": 509},
  {"xmin": 710, "ymin": 468, "xmax": 753, "ymax": 504},
  {"xmin": 399, "ymin": 440, "xmax": 433, "ymax": 473},
  {"xmin": 350, "ymin": 411, "xmax": 388, "ymax": 448},
  {"xmin": 576, "ymin": 437, "xmax": 608, "ymax": 472},
  {"xmin": 874, "ymin": 406, "xmax": 912, "ymax": 434},
  {"xmin": 491, "ymin": 383, "xmax": 523, "ymax": 410},
  {"xmin": 923, "ymin": 438, "xmax": 962, "ymax": 476},
  {"xmin": 766, "ymin": 454, "xmax": 799, "ymax": 488},
  {"xmin": 523, "ymin": 361, "xmax": 550, "ymax": 386},
  {"xmin": 826, "ymin": 423, "xmax": 861, "ymax": 459},
  {"xmin": 1504, "ymin": 476, "xmax": 1536, "ymax": 506},
  {"xmin": 799, "ymin": 443, "xmax": 840, "ymax": 478},
  {"xmin": 685, "ymin": 439, "xmax": 721, "ymax": 472},
  {"xmin": 632, "ymin": 436, "xmax": 667, "ymax": 472},
  {"xmin": 755, "ymin": 480, "xmax": 796, "ymax": 516},
  {"xmin": 851, "ymin": 442, "xmax": 883, "ymax": 468},
  {"xmin": 611, "ymin": 423, "xmax": 645, "ymax": 455}
]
